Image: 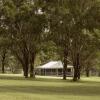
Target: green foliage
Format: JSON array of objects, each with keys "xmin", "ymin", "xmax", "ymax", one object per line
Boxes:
[
  {"xmin": 0, "ymin": 0, "xmax": 100, "ymax": 78},
  {"xmin": 38, "ymin": 41, "xmax": 60, "ymax": 65}
]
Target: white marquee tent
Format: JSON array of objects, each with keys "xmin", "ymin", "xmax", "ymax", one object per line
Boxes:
[
  {"xmin": 36, "ymin": 61, "xmax": 73, "ymax": 76},
  {"xmin": 37, "ymin": 61, "xmax": 73, "ymax": 69}
]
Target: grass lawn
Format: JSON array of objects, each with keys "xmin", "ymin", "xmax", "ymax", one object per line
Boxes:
[{"xmin": 0, "ymin": 74, "xmax": 100, "ymax": 100}]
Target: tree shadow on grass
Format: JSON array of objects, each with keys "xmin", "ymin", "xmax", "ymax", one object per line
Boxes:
[
  {"xmin": 0, "ymin": 75, "xmax": 100, "ymax": 84},
  {"xmin": 0, "ymin": 75, "xmax": 71, "ymax": 82},
  {"xmin": 0, "ymin": 85, "xmax": 100, "ymax": 96},
  {"xmin": 0, "ymin": 75, "xmax": 100, "ymax": 96}
]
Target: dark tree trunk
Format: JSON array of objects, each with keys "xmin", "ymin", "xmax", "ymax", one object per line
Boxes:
[
  {"xmin": 19, "ymin": 57, "xmax": 29, "ymax": 78},
  {"xmin": 73, "ymin": 67, "xmax": 78, "ymax": 81},
  {"xmin": 24, "ymin": 64, "xmax": 29, "ymax": 78},
  {"xmin": 63, "ymin": 58, "xmax": 67, "ymax": 80},
  {"xmin": 2, "ymin": 62, "xmax": 5, "ymax": 73},
  {"xmin": 73, "ymin": 53, "xmax": 80, "ymax": 81},
  {"xmin": 78, "ymin": 70, "xmax": 80, "ymax": 79},
  {"xmin": 30, "ymin": 63, "xmax": 34, "ymax": 78},
  {"xmin": 30, "ymin": 53, "xmax": 35, "ymax": 78},
  {"xmin": 77, "ymin": 53, "xmax": 80, "ymax": 80},
  {"xmin": 23, "ymin": 55, "xmax": 29, "ymax": 78},
  {"xmin": 1, "ymin": 51, "xmax": 6, "ymax": 74},
  {"xmin": 30, "ymin": 63, "xmax": 35, "ymax": 78},
  {"xmin": 63, "ymin": 48, "xmax": 68, "ymax": 80}
]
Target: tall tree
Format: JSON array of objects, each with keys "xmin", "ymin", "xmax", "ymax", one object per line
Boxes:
[
  {"xmin": 2, "ymin": 0, "xmax": 46, "ymax": 78},
  {"xmin": 39, "ymin": 0, "xmax": 100, "ymax": 81},
  {"xmin": 67, "ymin": 0, "xmax": 100, "ymax": 81}
]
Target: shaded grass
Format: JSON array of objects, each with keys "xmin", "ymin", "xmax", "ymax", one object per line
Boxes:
[{"xmin": 0, "ymin": 74, "xmax": 100, "ymax": 100}]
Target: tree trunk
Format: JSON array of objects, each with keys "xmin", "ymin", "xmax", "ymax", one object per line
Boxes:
[
  {"xmin": 73, "ymin": 67, "xmax": 78, "ymax": 81},
  {"xmin": 24, "ymin": 64, "xmax": 29, "ymax": 78},
  {"xmin": 63, "ymin": 58, "xmax": 67, "ymax": 80},
  {"xmin": 30, "ymin": 63, "xmax": 35, "ymax": 78},
  {"xmin": 78, "ymin": 70, "xmax": 80, "ymax": 79},
  {"xmin": 73, "ymin": 53, "xmax": 80, "ymax": 81},
  {"xmin": 30, "ymin": 53, "xmax": 35, "ymax": 78},
  {"xmin": 1, "ymin": 51, "xmax": 6, "ymax": 74},
  {"xmin": 30, "ymin": 64, "xmax": 33, "ymax": 78},
  {"xmin": 23, "ymin": 56, "xmax": 29, "ymax": 78},
  {"xmin": 63, "ymin": 48, "xmax": 68, "ymax": 80},
  {"xmin": 2, "ymin": 62, "xmax": 5, "ymax": 73},
  {"xmin": 77, "ymin": 53, "xmax": 80, "ymax": 80}
]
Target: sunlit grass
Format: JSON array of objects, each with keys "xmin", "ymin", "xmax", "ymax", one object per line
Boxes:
[{"xmin": 0, "ymin": 74, "xmax": 100, "ymax": 100}]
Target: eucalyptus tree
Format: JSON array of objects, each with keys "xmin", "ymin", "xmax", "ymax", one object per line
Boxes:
[
  {"xmin": 37, "ymin": 0, "xmax": 73, "ymax": 80},
  {"xmin": 0, "ymin": 1, "xmax": 10, "ymax": 73},
  {"xmin": 2, "ymin": 0, "xmax": 46, "ymax": 78},
  {"xmin": 77, "ymin": 32, "xmax": 99, "ymax": 77},
  {"xmin": 0, "ymin": 37, "xmax": 8, "ymax": 73},
  {"xmin": 67, "ymin": 0, "xmax": 100, "ymax": 81},
  {"xmin": 38, "ymin": 0, "xmax": 100, "ymax": 81}
]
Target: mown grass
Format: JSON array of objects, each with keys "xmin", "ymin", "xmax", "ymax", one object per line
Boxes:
[{"xmin": 0, "ymin": 74, "xmax": 100, "ymax": 100}]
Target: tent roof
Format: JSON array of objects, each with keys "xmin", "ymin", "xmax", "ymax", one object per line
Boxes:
[{"xmin": 36, "ymin": 61, "xmax": 73, "ymax": 69}]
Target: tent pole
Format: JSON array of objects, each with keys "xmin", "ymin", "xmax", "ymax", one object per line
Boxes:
[{"xmin": 45, "ymin": 69, "xmax": 46, "ymax": 76}]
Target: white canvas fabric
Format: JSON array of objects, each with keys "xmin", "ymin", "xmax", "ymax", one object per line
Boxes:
[{"xmin": 37, "ymin": 61, "xmax": 73, "ymax": 69}]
